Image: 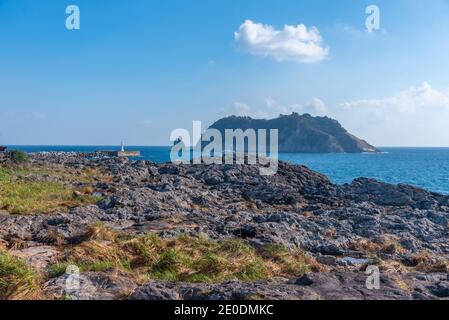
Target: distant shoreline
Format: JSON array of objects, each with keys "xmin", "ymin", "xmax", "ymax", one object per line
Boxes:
[
  {"xmin": 5, "ymin": 145, "xmax": 449, "ymax": 149},
  {"xmin": 2, "ymin": 147, "xmax": 449, "ymax": 194}
]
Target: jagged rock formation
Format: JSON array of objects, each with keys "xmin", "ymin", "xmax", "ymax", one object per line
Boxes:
[{"xmin": 1, "ymin": 152, "xmax": 449, "ymax": 300}]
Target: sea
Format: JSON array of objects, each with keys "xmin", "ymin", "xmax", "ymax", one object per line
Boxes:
[{"xmin": 5, "ymin": 146, "xmax": 449, "ymax": 195}]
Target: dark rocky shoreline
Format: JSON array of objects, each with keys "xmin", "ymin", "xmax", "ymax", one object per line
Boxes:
[{"xmin": 1, "ymin": 152, "xmax": 449, "ymax": 300}]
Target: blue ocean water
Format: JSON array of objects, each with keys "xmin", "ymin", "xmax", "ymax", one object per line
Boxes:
[{"xmin": 5, "ymin": 146, "xmax": 449, "ymax": 194}]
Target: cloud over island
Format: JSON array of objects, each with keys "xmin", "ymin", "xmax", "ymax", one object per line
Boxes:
[
  {"xmin": 234, "ymin": 19, "xmax": 329, "ymax": 63},
  {"xmin": 227, "ymin": 97, "xmax": 327, "ymax": 119},
  {"xmin": 339, "ymin": 82, "xmax": 449, "ymax": 146}
]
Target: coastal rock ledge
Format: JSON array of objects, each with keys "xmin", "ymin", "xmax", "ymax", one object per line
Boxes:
[{"xmin": 1, "ymin": 152, "xmax": 448, "ymax": 300}]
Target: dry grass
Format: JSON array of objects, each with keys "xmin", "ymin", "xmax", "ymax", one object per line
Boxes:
[
  {"xmin": 47, "ymin": 240, "xmax": 132, "ymax": 278},
  {"xmin": 348, "ymin": 239, "xmax": 382, "ymax": 252},
  {"xmin": 348, "ymin": 238, "xmax": 405, "ymax": 255},
  {"xmin": 9, "ymin": 222, "xmax": 448, "ymax": 301},
  {"xmin": 411, "ymin": 251, "xmax": 449, "ymax": 273},
  {"xmin": 258, "ymin": 243, "xmax": 326, "ymax": 274},
  {"xmin": 378, "ymin": 260, "xmax": 408, "ymax": 273},
  {"xmin": 0, "ymin": 240, "xmax": 7, "ymax": 252},
  {"xmin": 0, "ymin": 164, "xmax": 102, "ymax": 215},
  {"xmin": 324, "ymin": 229, "xmax": 337, "ymax": 239},
  {"xmin": 70, "ymin": 241, "xmax": 127, "ymax": 266},
  {"xmin": 392, "ymin": 275, "xmax": 412, "ymax": 292},
  {"xmin": 83, "ymin": 222, "xmax": 119, "ymax": 242},
  {"xmin": 47, "ymin": 226, "xmax": 324, "ymax": 284},
  {"xmin": 246, "ymin": 202, "xmax": 258, "ymax": 210},
  {"xmin": 0, "ymin": 251, "xmax": 40, "ymax": 300},
  {"xmin": 380, "ymin": 240, "xmax": 406, "ymax": 255},
  {"xmin": 351, "ymin": 241, "xmax": 448, "ymax": 273},
  {"xmin": 303, "ymin": 211, "xmax": 314, "ymax": 219}
]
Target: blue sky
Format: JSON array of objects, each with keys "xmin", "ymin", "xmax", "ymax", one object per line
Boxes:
[{"xmin": 1, "ymin": 0, "xmax": 449, "ymax": 146}]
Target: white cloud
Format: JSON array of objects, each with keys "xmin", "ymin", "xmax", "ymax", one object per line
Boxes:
[
  {"xmin": 302, "ymin": 98, "xmax": 327, "ymax": 116},
  {"xmin": 231, "ymin": 102, "xmax": 252, "ymax": 116},
  {"xmin": 234, "ymin": 20, "xmax": 329, "ymax": 63},
  {"xmin": 338, "ymin": 82, "xmax": 449, "ymax": 146},
  {"xmin": 227, "ymin": 97, "xmax": 327, "ymax": 119},
  {"xmin": 228, "ymin": 101, "xmax": 270, "ymax": 119},
  {"xmin": 341, "ymin": 82, "xmax": 449, "ymax": 112},
  {"xmin": 265, "ymin": 96, "xmax": 327, "ymax": 117}
]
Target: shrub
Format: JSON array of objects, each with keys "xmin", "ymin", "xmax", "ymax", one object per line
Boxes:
[{"xmin": 9, "ymin": 150, "xmax": 29, "ymax": 163}]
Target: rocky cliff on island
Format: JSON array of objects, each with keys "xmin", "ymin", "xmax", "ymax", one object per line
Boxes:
[
  {"xmin": 1, "ymin": 152, "xmax": 449, "ymax": 300},
  {"xmin": 208, "ymin": 113, "xmax": 378, "ymax": 153}
]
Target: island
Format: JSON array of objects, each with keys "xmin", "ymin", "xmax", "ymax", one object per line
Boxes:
[{"xmin": 207, "ymin": 113, "xmax": 378, "ymax": 153}]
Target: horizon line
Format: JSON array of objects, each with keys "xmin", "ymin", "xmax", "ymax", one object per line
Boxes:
[{"xmin": 4, "ymin": 144, "xmax": 449, "ymax": 149}]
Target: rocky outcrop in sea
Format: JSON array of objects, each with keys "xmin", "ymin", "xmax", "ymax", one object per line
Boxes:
[{"xmin": 207, "ymin": 113, "xmax": 378, "ymax": 153}]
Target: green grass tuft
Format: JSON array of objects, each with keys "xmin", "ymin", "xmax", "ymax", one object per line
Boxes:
[
  {"xmin": 236, "ymin": 260, "xmax": 269, "ymax": 282},
  {"xmin": 0, "ymin": 165, "xmax": 101, "ymax": 215},
  {"xmin": 0, "ymin": 251, "xmax": 39, "ymax": 299},
  {"xmin": 150, "ymin": 270, "xmax": 180, "ymax": 281},
  {"xmin": 9, "ymin": 150, "xmax": 29, "ymax": 164},
  {"xmin": 48, "ymin": 259, "xmax": 131, "ymax": 279},
  {"xmin": 49, "ymin": 230, "xmax": 324, "ymax": 286},
  {"xmin": 153, "ymin": 249, "xmax": 182, "ymax": 273},
  {"xmin": 195, "ymin": 253, "xmax": 229, "ymax": 276}
]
